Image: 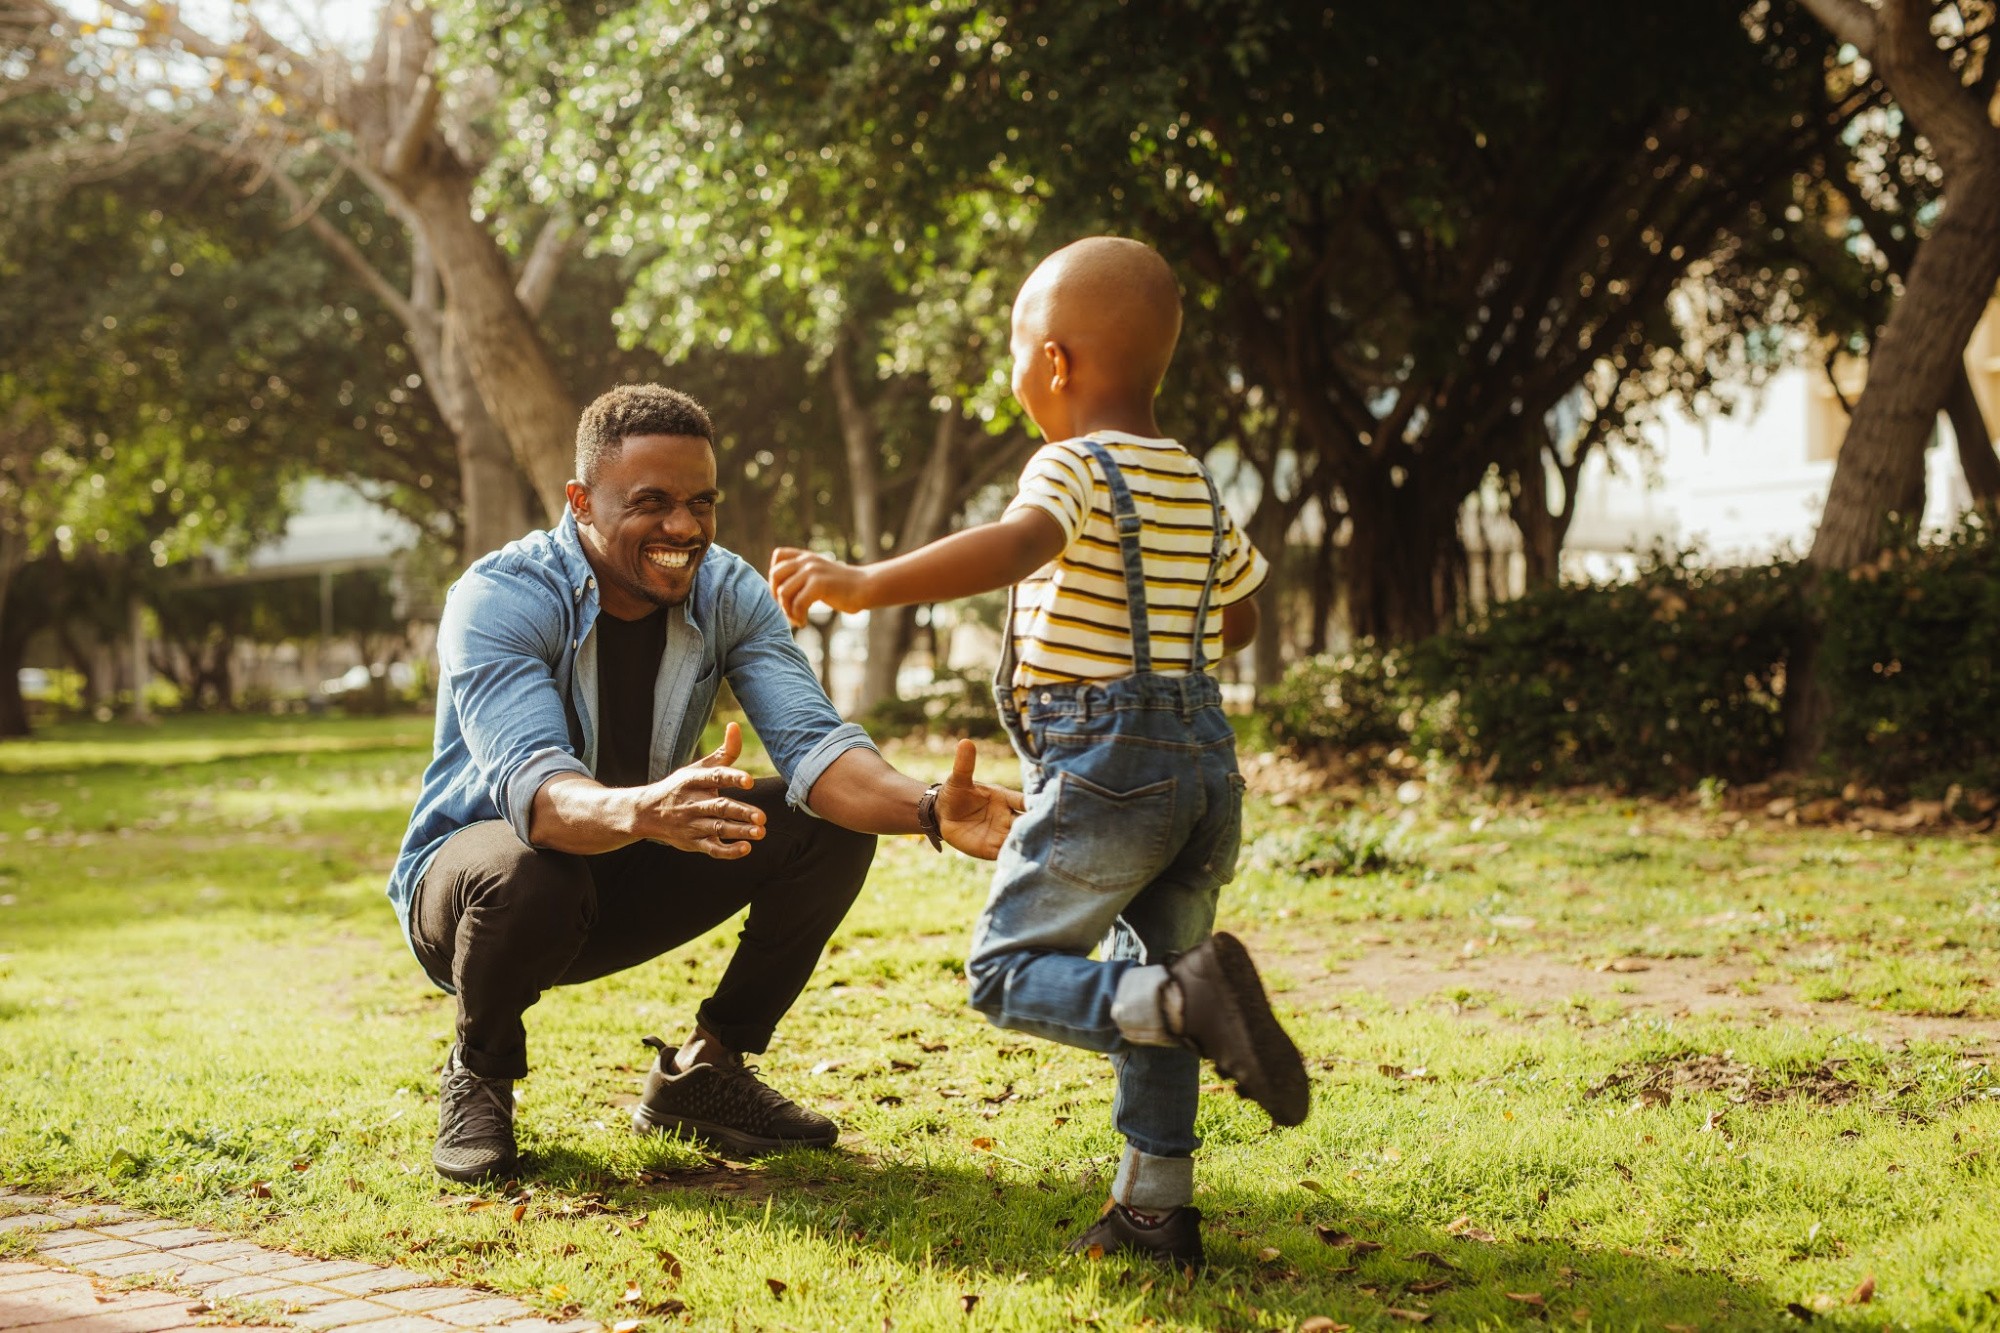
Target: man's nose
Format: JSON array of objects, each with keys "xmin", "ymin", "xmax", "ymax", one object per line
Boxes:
[{"xmin": 658, "ymin": 504, "xmax": 701, "ymax": 541}]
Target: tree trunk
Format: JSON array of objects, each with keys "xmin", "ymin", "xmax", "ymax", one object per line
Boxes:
[
  {"xmin": 1246, "ymin": 495, "xmax": 1292, "ymax": 689},
  {"xmin": 1947, "ymin": 360, "xmax": 2000, "ymax": 509},
  {"xmin": 1511, "ymin": 445, "xmax": 1562, "ymax": 589},
  {"xmin": 442, "ymin": 311, "xmax": 538, "ymax": 560},
  {"xmin": 0, "ymin": 627, "xmax": 27, "ymax": 738},
  {"xmin": 0, "ymin": 522, "xmax": 27, "ymax": 737},
  {"xmin": 1781, "ymin": 0, "xmax": 2000, "ymax": 767},
  {"xmin": 1342, "ymin": 466, "xmax": 1466, "ymax": 643},
  {"xmin": 829, "ymin": 335, "xmax": 883, "ymax": 562},
  {"xmin": 1306, "ymin": 486, "xmax": 1340, "ymax": 656},
  {"xmin": 396, "ymin": 169, "xmax": 579, "ymax": 520}
]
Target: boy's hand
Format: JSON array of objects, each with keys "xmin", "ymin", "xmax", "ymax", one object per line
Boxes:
[
  {"xmin": 769, "ymin": 547, "xmax": 872, "ymax": 626},
  {"xmin": 936, "ymin": 738, "xmax": 1024, "ymax": 860}
]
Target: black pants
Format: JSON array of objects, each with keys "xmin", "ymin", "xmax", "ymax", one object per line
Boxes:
[{"xmin": 410, "ymin": 778, "xmax": 876, "ymax": 1080}]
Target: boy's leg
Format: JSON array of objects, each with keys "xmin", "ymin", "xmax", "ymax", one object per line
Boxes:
[
  {"xmin": 963, "ymin": 779, "xmax": 1176, "ymax": 1051},
  {"xmin": 1102, "ymin": 869, "xmax": 1219, "ymax": 1213}
]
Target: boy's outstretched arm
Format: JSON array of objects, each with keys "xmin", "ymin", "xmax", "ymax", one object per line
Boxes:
[{"xmin": 770, "ymin": 508, "xmax": 1066, "ymax": 627}]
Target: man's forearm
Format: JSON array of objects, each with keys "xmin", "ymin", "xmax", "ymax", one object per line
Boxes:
[
  {"xmin": 803, "ymin": 747, "xmax": 927, "ymax": 835},
  {"xmin": 528, "ymin": 773, "xmax": 643, "ymax": 854}
]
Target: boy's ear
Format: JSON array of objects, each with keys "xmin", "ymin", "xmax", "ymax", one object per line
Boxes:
[{"xmin": 1043, "ymin": 339, "xmax": 1070, "ymax": 391}]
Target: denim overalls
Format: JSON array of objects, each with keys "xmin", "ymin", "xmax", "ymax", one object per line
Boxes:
[{"xmin": 966, "ymin": 440, "xmax": 1246, "ymax": 1207}]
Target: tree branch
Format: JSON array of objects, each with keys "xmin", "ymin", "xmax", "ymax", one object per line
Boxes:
[
  {"xmin": 271, "ymin": 175, "xmax": 418, "ymax": 329},
  {"xmin": 513, "ymin": 210, "xmax": 576, "ymax": 318},
  {"xmin": 1797, "ymin": 0, "xmax": 1880, "ymax": 54}
]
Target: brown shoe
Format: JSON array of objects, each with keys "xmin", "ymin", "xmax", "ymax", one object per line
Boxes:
[
  {"xmin": 1167, "ymin": 933, "xmax": 1310, "ymax": 1126},
  {"xmin": 630, "ymin": 1035, "xmax": 838, "ymax": 1156}
]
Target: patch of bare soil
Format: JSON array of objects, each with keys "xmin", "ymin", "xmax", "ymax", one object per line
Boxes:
[
  {"xmin": 1244, "ymin": 932, "xmax": 2000, "ymax": 1048},
  {"xmin": 634, "ymin": 1158, "xmax": 783, "ymax": 1202},
  {"xmin": 1584, "ymin": 1052, "xmax": 1860, "ymax": 1108}
]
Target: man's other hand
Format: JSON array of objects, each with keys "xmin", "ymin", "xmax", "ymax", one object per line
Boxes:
[
  {"xmin": 769, "ymin": 547, "xmax": 871, "ymax": 626},
  {"xmin": 638, "ymin": 721, "xmax": 766, "ymax": 858},
  {"xmin": 937, "ymin": 738, "xmax": 1023, "ymax": 861}
]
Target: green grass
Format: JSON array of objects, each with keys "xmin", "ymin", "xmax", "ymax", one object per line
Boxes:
[{"xmin": 2, "ymin": 717, "xmax": 1999, "ymax": 1330}]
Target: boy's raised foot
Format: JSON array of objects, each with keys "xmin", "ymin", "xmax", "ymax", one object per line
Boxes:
[
  {"xmin": 1168, "ymin": 931, "xmax": 1311, "ymax": 1126},
  {"xmin": 1066, "ymin": 1202, "xmax": 1205, "ymax": 1269}
]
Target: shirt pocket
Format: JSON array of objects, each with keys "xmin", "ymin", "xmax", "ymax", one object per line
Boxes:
[{"xmin": 1047, "ymin": 770, "xmax": 1177, "ymax": 895}]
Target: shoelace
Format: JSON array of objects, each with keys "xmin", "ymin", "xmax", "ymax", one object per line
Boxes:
[{"xmin": 441, "ymin": 1066, "xmax": 513, "ymax": 1143}]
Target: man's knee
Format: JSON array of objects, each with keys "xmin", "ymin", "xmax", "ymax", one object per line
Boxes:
[
  {"xmin": 965, "ymin": 950, "xmax": 1011, "ymax": 1020},
  {"xmin": 447, "ymin": 826, "xmax": 595, "ymax": 942}
]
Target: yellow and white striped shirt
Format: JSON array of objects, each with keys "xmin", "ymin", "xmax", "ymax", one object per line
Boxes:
[{"xmin": 1003, "ymin": 432, "xmax": 1267, "ymax": 695}]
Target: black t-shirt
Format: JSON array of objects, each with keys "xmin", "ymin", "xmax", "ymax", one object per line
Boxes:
[{"xmin": 594, "ymin": 607, "xmax": 668, "ymax": 789}]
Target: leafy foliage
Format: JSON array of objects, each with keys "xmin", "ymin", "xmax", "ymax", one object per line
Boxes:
[
  {"xmin": 1410, "ymin": 560, "xmax": 1805, "ymax": 791},
  {"xmin": 1818, "ymin": 518, "xmax": 2000, "ymax": 796},
  {"xmin": 1266, "ymin": 642, "xmax": 1412, "ymax": 753}
]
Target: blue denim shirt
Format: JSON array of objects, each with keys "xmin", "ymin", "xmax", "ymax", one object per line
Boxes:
[{"xmin": 385, "ymin": 512, "xmax": 876, "ymax": 951}]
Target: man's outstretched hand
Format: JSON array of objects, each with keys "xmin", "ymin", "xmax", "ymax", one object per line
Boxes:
[
  {"xmin": 936, "ymin": 738, "xmax": 1023, "ymax": 860},
  {"xmin": 637, "ymin": 721, "xmax": 765, "ymax": 858}
]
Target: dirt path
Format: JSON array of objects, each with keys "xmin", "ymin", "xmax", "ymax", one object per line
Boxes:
[{"xmin": 1242, "ymin": 931, "xmax": 2000, "ymax": 1048}]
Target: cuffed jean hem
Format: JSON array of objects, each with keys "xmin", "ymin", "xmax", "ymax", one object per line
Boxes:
[
  {"xmin": 1111, "ymin": 1145, "xmax": 1195, "ymax": 1211},
  {"xmin": 1110, "ymin": 964, "xmax": 1175, "ymax": 1046}
]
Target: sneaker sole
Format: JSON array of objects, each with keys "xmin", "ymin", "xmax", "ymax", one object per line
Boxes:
[
  {"xmin": 1207, "ymin": 932, "xmax": 1311, "ymax": 1127},
  {"xmin": 630, "ymin": 1103, "xmax": 838, "ymax": 1156},
  {"xmin": 432, "ymin": 1149, "xmax": 517, "ymax": 1184}
]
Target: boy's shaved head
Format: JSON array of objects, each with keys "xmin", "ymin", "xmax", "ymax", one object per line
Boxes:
[{"xmin": 1014, "ymin": 237, "xmax": 1182, "ymax": 397}]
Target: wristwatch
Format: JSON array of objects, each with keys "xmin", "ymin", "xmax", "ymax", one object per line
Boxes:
[{"xmin": 916, "ymin": 781, "xmax": 944, "ymax": 852}]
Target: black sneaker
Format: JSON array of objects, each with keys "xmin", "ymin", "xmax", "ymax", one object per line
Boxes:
[
  {"xmin": 629, "ymin": 1035, "xmax": 838, "ymax": 1156},
  {"xmin": 433, "ymin": 1044, "xmax": 518, "ymax": 1182},
  {"xmin": 1066, "ymin": 1203, "xmax": 1205, "ymax": 1269},
  {"xmin": 1167, "ymin": 932, "xmax": 1311, "ymax": 1127}
]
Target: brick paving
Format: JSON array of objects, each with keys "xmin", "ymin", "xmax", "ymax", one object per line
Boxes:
[{"xmin": 0, "ymin": 1190, "xmax": 600, "ymax": 1332}]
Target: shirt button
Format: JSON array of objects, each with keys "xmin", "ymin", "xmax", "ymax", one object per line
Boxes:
[{"xmin": 1040, "ymin": 692, "xmax": 1052, "ymax": 703}]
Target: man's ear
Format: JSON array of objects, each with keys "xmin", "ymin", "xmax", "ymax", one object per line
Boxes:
[
  {"xmin": 565, "ymin": 480, "xmax": 591, "ymax": 525},
  {"xmin": 1043, "ymin": 339, "xmax": 1070, "ymax": 391}
]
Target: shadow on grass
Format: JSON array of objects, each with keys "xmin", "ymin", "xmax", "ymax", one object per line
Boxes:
[{"xmin": 518, "ymin": 1141, "xmax": 1877, "ymax": 1331}]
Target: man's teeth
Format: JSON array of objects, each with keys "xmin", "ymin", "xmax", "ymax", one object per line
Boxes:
[{"xmin": 647, "ymin": 549, "xmax": 692, "ymax": 569}]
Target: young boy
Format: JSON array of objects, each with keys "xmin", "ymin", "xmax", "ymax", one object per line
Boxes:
[{"xmin": 768, "ymin": 236, "xmax": 1308, "ymax": 1267}]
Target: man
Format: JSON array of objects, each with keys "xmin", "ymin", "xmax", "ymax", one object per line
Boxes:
[{"xmin": 388, "ymin": 383, "xmax": 1021, "ymax": 1182}]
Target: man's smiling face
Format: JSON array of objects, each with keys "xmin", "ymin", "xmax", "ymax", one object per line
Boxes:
[{"xmin": 568, "ymin": 433, "xmax": 719, "ymax": 618}]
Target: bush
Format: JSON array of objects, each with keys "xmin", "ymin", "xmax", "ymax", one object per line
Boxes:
[
  {"xmin": 1409, "ymin": 557, "xmax": 1804, "ymax": 792},
  {"xmin": 1818, "ymin": 518, "xmax": 2000, "ymax": 797},
  {"xmin": 1265, "ymin": 641, "xmax": 1412, "ymax": 752},
  {"xmin": 861, "ymin": 668, "xmax": 1005, "ymax": 741}
]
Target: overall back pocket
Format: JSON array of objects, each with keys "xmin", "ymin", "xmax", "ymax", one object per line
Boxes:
[{"xmin": 1047, "ymin": 770, "xmax": 1178, "ymax": 895}]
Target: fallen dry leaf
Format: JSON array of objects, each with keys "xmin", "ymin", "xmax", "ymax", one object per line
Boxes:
[
  {"xmin": 1383, "ymin": 1309, "xmax": 1433, "ymax": 1324},
  {"xmin": 1258, "ymin": 1246, "xmax": 1284, "ymax": 1263},
  {"xmin": 620, "ymin": 1283, "xmax": 643, "ymax": 1306},
  {"xmin": 1406, "ymin": 1250, "xmax": 1460, "ymax": 1270},
  {"xmin": 1633, "ymin": 1087, "xmax": 1673, "ymax": 1110},
  {"xmin": 765, "ymin": 1278, "xmax": 787, "ymax": 1298},
  {"xmin": 1599, "ymin": 957, "xmax": 1651, "ymax": 973},
  {"xmin": 1504, "ymin": 1292, "xmax": 1546, "ymax": 1307},
  {"xmin": 969, "ymin": 1137, "xmax": 994, "ymax": 1152},
  {"xmin": 1848, "ymin": 1273, "xmax": 1876, "ymax": 1305},
  {"xmin": 1662, "ymin": 1325, "xmax": 1695, "ymax": 1332},
  {"xmin": 1443, "ymin": 1216, "xmax": 1497, "ymax": 1243},
  {"xmin": 959, "ymin": 1293, "xmax": 980, "ymax": 1315},
  {"xmin": 1299, "ymin": 1320, "xmax": 1352, "ymax": 1332},
  {"xmin": 511, "ymin": 1202, "xmax": 527, "ymax": 1223},
  {"xmin": 1785, "ymin": 1300, "xmax": 1816, "ymax": 1322},
  {"xmin": 247, "ymin": 1180, "xmax": 271, "ymax": 1199},
  {"xmin": 1407, "ymin": 1278, "xmax": 1452, "ymax": 1294},
  {"xmin": 659, "ymin": 1249, "xmax": 684, "ymax": 1283},
  {"xmin": 611, "ymin": 1323, "xmax": 641, "ymax": 1333}
]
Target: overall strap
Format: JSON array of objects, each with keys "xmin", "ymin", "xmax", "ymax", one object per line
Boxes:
[
  {"xmin": 1078, "ymin": 439, "xmax": 1153, "ymax": 674},
  {"xmin": 1186, "ymin": 465, "xmax": 1227, "ymax": 676}
]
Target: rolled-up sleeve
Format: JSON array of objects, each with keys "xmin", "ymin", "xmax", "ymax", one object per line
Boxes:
[
  {"xmin": 435, "ymin": 567, "xmax": 590, "ymax": 843},
  {"xmin": 719, "ymin": 563, "xmax": 878, "ymax": 817}
]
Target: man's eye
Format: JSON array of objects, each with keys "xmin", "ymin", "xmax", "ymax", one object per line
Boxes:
[{"xmin": 690, "ymin": 499, "xmax": 716, "ymax": 513}]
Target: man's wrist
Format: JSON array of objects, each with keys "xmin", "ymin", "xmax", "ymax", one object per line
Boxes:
[{"xmin": 915, "ymin": 781, "xmax": 944, "ymax": 852}]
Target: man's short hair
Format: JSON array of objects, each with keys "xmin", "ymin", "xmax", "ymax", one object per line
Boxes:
[{"xmin": 575, "ymin": 384, "xmax": 714, "ymax": 485}]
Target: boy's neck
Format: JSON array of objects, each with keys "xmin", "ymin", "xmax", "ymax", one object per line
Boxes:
[{"xmin": 1063, "ymin": 396, "xmax": 1165, "ymax": 441}]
